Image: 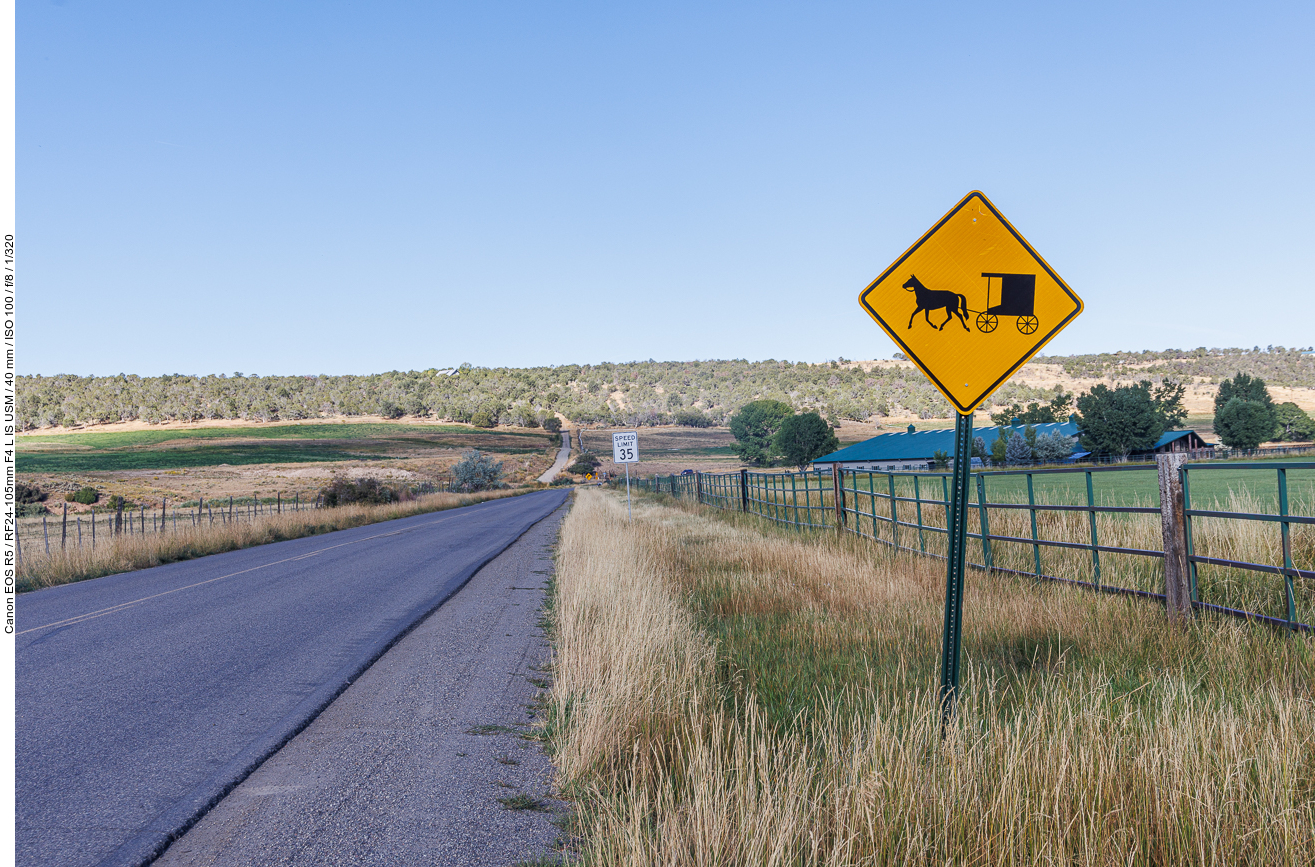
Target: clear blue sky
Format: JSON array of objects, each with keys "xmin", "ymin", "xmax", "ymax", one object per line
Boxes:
[{"xmin": 20, "ymin": 2, "xmax": 1315, "ymax": 376}]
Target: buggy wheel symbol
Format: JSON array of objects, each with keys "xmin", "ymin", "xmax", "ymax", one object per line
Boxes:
[
  {"xmin": 975, "ymin": 312, "xmax": 998, "ymax": 333},
  {"xmin": 1016, "ymin": 315, "xmax": 1038, "ymax": 334}
]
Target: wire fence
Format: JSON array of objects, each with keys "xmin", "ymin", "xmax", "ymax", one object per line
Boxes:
[{"xmin": 628, "ymin": 461, "xmax": 1314, "ymax": 632}]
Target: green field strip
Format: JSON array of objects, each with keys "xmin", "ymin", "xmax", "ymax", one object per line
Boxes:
[
  {"xmin": 16, "ymin": 444, "xmax": 392, "ymax": 472},
  {"xmin": 17, "ymin": 423, "xmax": 555, "ymax": 450}
]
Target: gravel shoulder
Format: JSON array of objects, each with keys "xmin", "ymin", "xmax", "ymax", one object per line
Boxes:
[{"xmin": 152, "ymin": 502, "xmax": 571, "ymax": 867}]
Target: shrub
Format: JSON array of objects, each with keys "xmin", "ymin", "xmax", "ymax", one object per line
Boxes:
[
  {"xmin": 451, "ymin": 449, "xmax": 505, "ymax": 492},
  {"xmin": 549, "ymin": 476, "xmax": 574, "ymax": 486},
  {"xmin": 378, "ymin": 400, "xmax": 405, "ymax": 419},
  {"xmin": 568, "ymin": 454, "xmax": 601, "ymax": 475},
  {"xmin": 65, "ymin": 486, "xmax": 100, "ymax": 505},
  {"xmin": 542, "ymin": 416, "xmax": 562, "ymax": 433},
  {"xmin": 673, "ymin": 409, "xmax": 713, "ymax": 428},
  {"xmin": 17, "ymin": 482, "xmax": 46, "ymax": 505},
  {"xmin": 318, "ymin": 476, "xmax": 398, "ymax": 507},
  {"xmin": 470, "ymin": 408, "xmax": 498, "ymax": 428},
  {"xmin": 105, "ymin": 494, "xmax": 132, "ymax": 511}
]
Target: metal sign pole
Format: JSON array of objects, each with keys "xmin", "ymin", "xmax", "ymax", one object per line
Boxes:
[
  {"xmin": 939, "ymin": 410, "xmax": 974, "ymax": 728},
  {"xmin": 625, "ymin": 462, "xmax": 632, "ymax": 521}
]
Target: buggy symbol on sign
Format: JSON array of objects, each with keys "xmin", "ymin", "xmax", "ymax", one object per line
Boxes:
[
  {"xmin": 612, "ymin": 431, "xmax": 639, "ymax": 464},
  {"xmin": 859, "ymin": 191, "xmax": 1083, "ymax": 415}
]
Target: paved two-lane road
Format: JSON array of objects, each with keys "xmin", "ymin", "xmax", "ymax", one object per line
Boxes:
[{"xmin": 16, "ymin": 489, "xmax": 569, "ymax": 867}]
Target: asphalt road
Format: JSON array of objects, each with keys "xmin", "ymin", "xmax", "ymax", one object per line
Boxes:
[
  {"xmin": 16, "ymin": 489, "xmax": 570, "ymax": 867},
  {"xmin": 153, "ymin": 503, "xmax": 569, "ymax": 867},
  {"xmin": 536, "ymin": 431, "xmax": 571, "ymax": 483}
]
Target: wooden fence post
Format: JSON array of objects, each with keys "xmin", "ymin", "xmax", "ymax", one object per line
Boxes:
[
  {"xmin": 1157, "ymin": 453, "xmax": 1193, "ymax": 623},
  {"xmin": 694, "ymin": 472, "xmax": 703, "ymax": 505},
  {"xmin": 740, "ymin": 469, "xmax": 749, "ymax": 512},
  {"xmin": 832, "ymin": 465, "xmax": 846, "ymax": 529},
  {"xmin": 61, "ymin": 503, "xmax": 68, "ymax": 550},
  {"xmin": 115, "ymin": 499, "xmax": 124, "ymax": 537}
]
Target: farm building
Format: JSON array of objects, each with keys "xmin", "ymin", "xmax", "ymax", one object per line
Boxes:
[
  {"xmin": 812, "ymin": 418, "xmax": 1215, "ymax": 471},
  {"xmin": 1130, "ymin": 428, "xmax": 1213, "ymax": 457},
  {"xmin": 811, "ymin": 418, "xmax": 1081, "ymax": 472}
]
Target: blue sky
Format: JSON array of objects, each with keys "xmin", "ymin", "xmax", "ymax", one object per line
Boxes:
[{"xmin": 20, "ymin": 2, "xmax": 1315, "ymax": 376}]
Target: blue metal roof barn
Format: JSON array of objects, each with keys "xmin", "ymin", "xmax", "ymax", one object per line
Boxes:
[{"xmin": 811, "ymin": 418, "xmax": 1081, "ymax": 470}]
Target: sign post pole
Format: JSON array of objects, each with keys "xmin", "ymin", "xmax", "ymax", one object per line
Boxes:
[
  {"xmin": 625, "ymin": 461, "xmax": 631, "ymax": 521},
  {"xmin": 939, "ymin": 411, "xmax": 974, "ymax": 727}
]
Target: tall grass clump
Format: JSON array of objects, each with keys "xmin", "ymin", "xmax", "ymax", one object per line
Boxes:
[
  {"xmin": 550, "ymin": 488, "xmax": 1315, "ymax": 865},
  {"xmin": 18, "ymin": 488, "xmax": 531, "ymax": 592}
]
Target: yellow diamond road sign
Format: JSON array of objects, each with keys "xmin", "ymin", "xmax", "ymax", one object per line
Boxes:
[{"xmin": 859, "ymin": 191, "xmax": 1083, "ymax": 415}]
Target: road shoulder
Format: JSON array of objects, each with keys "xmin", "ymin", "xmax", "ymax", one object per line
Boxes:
[{"xmin": 153, "ymin": 503, "xmax": 571, "ymax": 867}]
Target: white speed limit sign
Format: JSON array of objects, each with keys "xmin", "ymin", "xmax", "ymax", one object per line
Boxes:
[{"xmin": 612, "ymin": 431, "xmax": 639, "ymax": 463}]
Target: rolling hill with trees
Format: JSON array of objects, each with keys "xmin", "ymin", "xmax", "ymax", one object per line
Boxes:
[{"xmin": 17, "ymin": 347, "xmax": 1315, "ymax": 434}]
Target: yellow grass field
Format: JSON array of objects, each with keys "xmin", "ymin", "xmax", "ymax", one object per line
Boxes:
[{"xmin": 548, "ymin": 489, "xmax": 1314, "ymax": 866}]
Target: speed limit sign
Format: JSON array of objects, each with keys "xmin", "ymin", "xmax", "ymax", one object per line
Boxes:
[
  {"xmin": 612, "ymin": 431, "xmax": 639, "ymax": 464},
  {"xmin": 612, "ymin": 431, "xmax": 639, "ymax": 520}
]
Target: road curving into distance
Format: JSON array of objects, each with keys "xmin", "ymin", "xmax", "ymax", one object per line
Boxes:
[
  {"xmin": 536, "ymin": 430, "xmax": 572, "ymax": 483},
  {"xmin": 16, "ymin": 489, "xmax": 570, "ymax": 867}
]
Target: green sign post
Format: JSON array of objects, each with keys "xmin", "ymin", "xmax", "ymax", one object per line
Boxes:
[{"xmin": 939, "ymin": 412, "xmax": 974, "ymax": 723}]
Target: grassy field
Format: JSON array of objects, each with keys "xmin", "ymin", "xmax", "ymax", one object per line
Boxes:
[
  {"xmin": 16, "ymin": 421, "xmax": 563, "ymax": 508},
  {"xmin": 548, "ymin": 489, "xmax": 1315, "ymax": 865}
]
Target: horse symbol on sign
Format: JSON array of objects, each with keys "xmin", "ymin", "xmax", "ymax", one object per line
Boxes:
[{"xmin": 903, "ymin": 274, "xmax": 968, "ymax": 332}]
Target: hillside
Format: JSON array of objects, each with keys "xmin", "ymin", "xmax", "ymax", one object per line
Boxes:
[{"xmin": 17, "ymin": 346, "xmax": 1315, "ymax": 433}]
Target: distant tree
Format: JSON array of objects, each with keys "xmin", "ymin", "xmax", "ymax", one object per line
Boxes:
[
  {"xmin": 673, "ymin": 408, "xmax": 714, "ymax": 428},
  {"xmin": 1213, "ymin": 373, "xmax": 1276, "ymax": 448},
  {"xmin": 971, "ymin": 436, "xmax": 988, "ymax": 461},
  {"xmin": 932, "ymin": 449, "xmax": 950, "ymax": 470},
  {"xmin": 991, "ymin": 392, "xmax": 1073, "ymax": 425},
  {"xmin": 378, "ymin": 400, "xmax": 404, "ymax": 419},
  {"xmin": 1077, "ymin": 380, "xmax": 1186, "ymax": 459},
  {"xmin": 470, "ymin": 408, "xmax": 498, "ymax": 428},
  {"xmin": 450, "ymin": 449, "xmax": 505, "ymax": 491},
  {"xmin": 1034, "ymin": 431, "xmax": 1075, "ymax": 463},
  {"xmin": 1005, "ymin": 431, "xmax": 1034, "ymax": 465},
  {"xmin": 729, "ymin": 399, "xmax": 794, "ymax": 466},
  {"xmin": 1214, "ymin": 398, "xmax": 1275, "ymax": 450},
  {"xmin": 990, "ymin": 428, "xmax": 1011, "ymax": 465},
  {"xmin": 541, "ymin": 415, "xmax": 562, "ymax": 433},
  {"xmin": 1214, "ymin": 372, "xmax": 1274, "ymax": 414},
  {"xmin": 1273, "ymin": 402, "xmax": 1315, "ymax": 442},
  {"xmin": 772, "ymin": 412, "xmax": 840, "ymax": 470}
]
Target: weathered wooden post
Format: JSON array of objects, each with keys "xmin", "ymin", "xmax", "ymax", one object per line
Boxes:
[
  {"xmin": 115, "ymin": 499, "xmax": 124, "ymax": 537},
  {"xmin": 1157, "ymin": 453, "xmax": 1193, "ymax": 622},
  {"xmin": 61, "ymin": 503, "xmax": 68, "ymax": 550},
  {"xmin": 694, "ymin": 472, "xmax": 703, "ymax": 505},
  {"xmin": 43, "ymin": 514, "xmax": 50, "ymax": 554},
  {"xmin": 832, "ymin": 465, "xmax": 847, "ymax": 529},
  {"xmin": 740, "ymin": 468, "xmax": 749, "ymax": 512}
]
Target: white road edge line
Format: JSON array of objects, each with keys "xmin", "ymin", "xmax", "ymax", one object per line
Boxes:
[{"xmin": 18, "ymin": 512, "xmax": 467, "ymax": 636}]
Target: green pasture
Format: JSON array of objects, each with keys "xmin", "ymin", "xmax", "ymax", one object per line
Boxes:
[
  {"xmin": 17, "ymin": 422, "xmax": 553, "ymax": 450},
  {"xmin": 731, "ymin": 464, "xmax": 1315, "ymax": 514},
  {"xmin": 17, "ymin": 423, "xmax": 558, "ymax": 473},
  {"xmin": 17, "ymin": 444, "xmax": 389, "ymax": 472}
]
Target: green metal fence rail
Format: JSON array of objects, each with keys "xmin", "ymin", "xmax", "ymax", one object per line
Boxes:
[{"xmin": 623, "ymin": 461, "xmax": 1313, "ymax": 633}]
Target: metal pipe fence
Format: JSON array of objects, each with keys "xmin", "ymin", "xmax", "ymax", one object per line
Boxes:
[{"xmin": 626, "ymin": 461, "xmax": 1314, "ymax": 632}]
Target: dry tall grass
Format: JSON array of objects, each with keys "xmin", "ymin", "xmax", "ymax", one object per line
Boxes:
[
  {"xmin": 17, "ymin": 488, "xmax": 530, "ymax": 592},
  {"xmin": 550, "ymin": 489, "xmax": 1315, "ymax": 866}
]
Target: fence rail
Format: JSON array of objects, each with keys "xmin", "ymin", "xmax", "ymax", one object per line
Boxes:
[{"xmin": 627, "ymin": 460, "xmax": 1314, "ymax": 633}]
